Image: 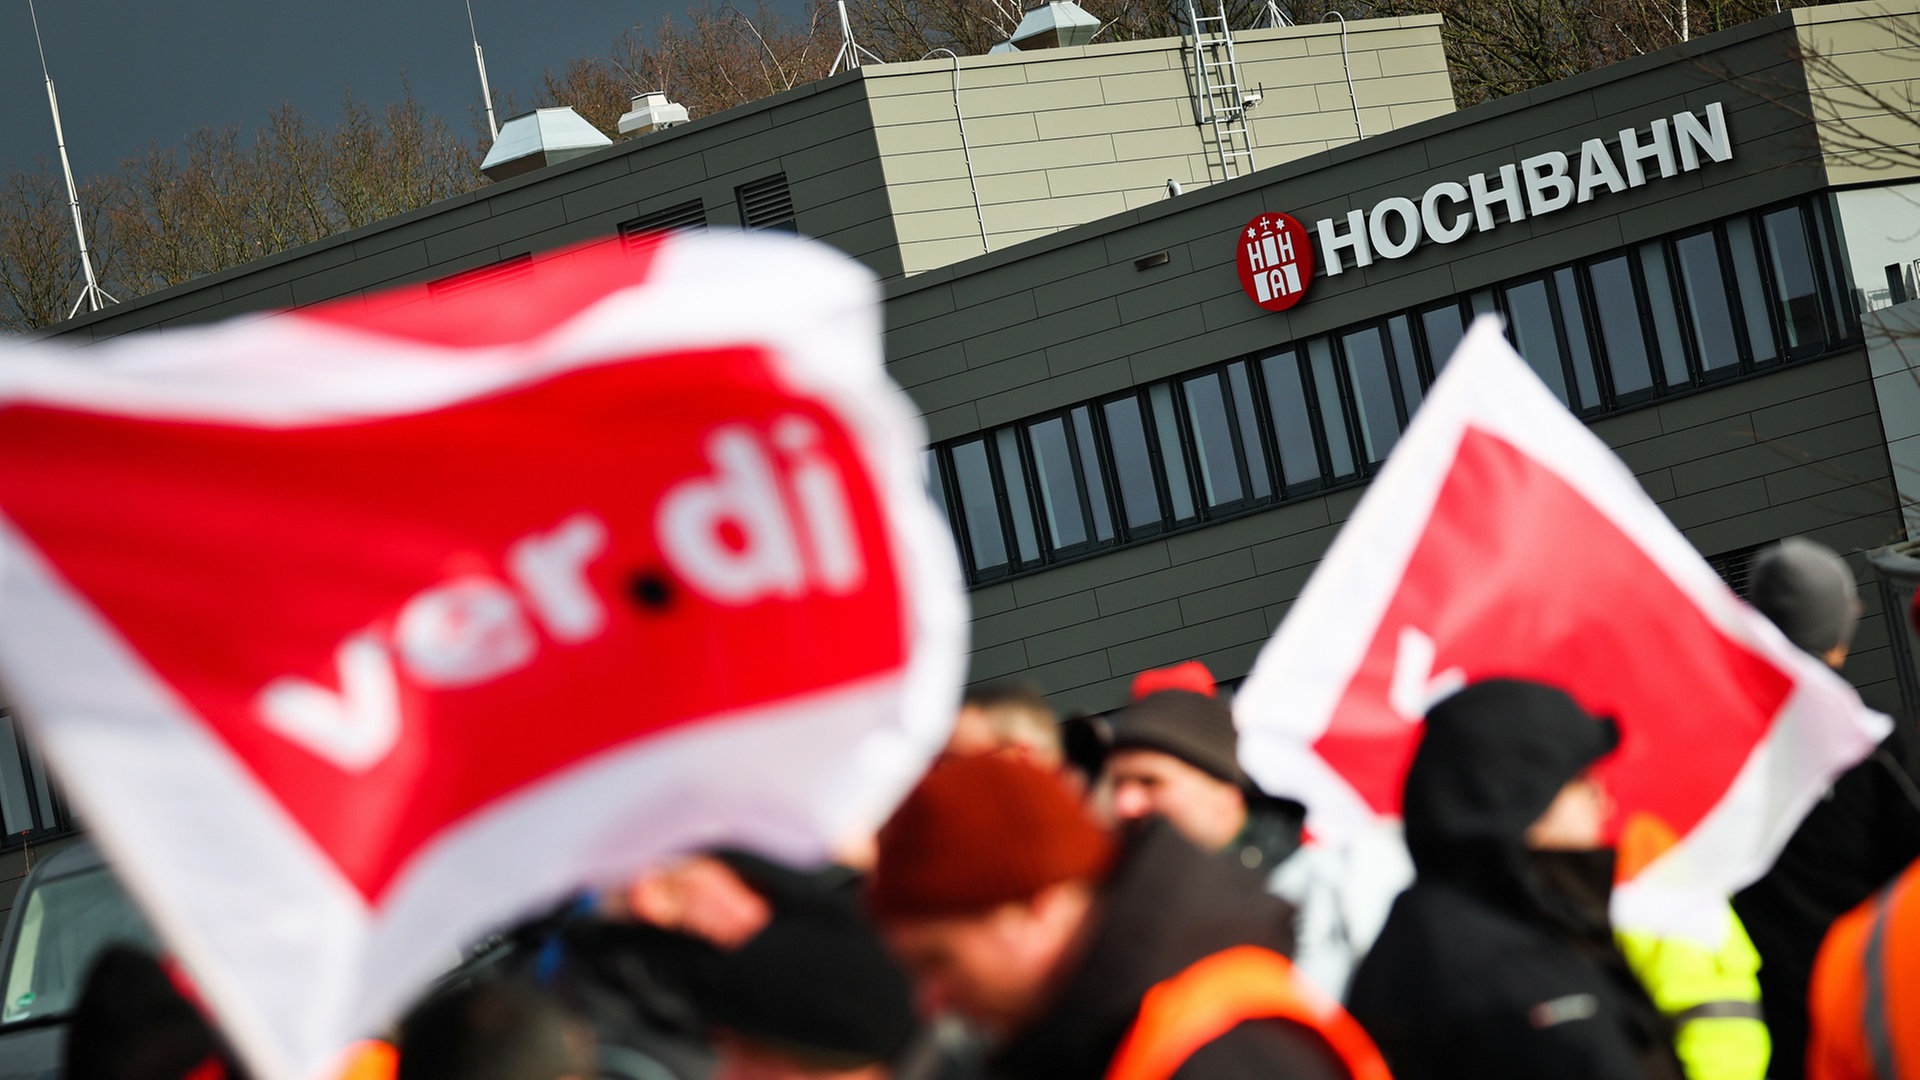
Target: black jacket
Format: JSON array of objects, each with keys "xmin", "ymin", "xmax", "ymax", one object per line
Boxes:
[
  {"xmin": 990, "ymin": 818, "xmax": 1348, "ymax": 1080},
  {"xmin": 1346, "ymin": 679, "xmax": 1683, "ymax": 1080},
  {"xmin": 1732, "ymin": 717, "xmax": 1920, "ymax": 1080},
  {"xmin": 1229, "ymin": 791, "xmax": 1307, "ymax": 876}
]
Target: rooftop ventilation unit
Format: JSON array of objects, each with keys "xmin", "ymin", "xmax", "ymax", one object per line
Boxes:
[
  {"xmin": 1008, "ymin": 0, "xmax": 1101, "ymax": 49},
  {"xmin": 618, "ymin": 92, "xmax": 690, "ymax": 136},
  {"xmin": 480, "ymin": 107, "xmax": 614, "ymax": 182}
]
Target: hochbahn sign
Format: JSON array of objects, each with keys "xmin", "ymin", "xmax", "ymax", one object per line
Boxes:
[{"xmin": 1236, "ymin": 101, "xmax": 1733, "ymax": 310}]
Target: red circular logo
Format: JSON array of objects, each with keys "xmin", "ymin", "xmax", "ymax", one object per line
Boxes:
[{"xmin": 1235, "ymin": 213, "xmax": 1314, "ymax": 312}]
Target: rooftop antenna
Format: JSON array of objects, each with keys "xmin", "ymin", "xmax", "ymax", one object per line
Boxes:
[
  {"xmin": 28, "ymin": 0, "xmax": 114, "ymax": 318},
  {"xmin": 829, "ymin": 0, "xmax": 882, "ymax": 74},
  {"xmin": 465, "ymin": 0, "xmax": 499, "ymax": 140}
]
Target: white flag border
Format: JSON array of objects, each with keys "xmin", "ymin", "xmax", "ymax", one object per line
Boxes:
[
  {"xmin": 1235, "ymin": 316, "xmax": 1889, "ymax": 940},
  {"xmin": 0, "ymin": 231, "xmax": 968, "ymax": 1080}
]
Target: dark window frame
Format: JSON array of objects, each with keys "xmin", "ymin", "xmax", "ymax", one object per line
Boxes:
[{"xmin": 926, "ymin": 195, "xmax": 1862, "ymax": 588}]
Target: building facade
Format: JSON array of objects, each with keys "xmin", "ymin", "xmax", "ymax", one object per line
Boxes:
[
  {"xmin": 887, "ymin": 0, "xmax": 1920, "ymax": 716},
  {"xmin": 7, "ymin": 0, "xmax": 1920, "ymax": 908}
]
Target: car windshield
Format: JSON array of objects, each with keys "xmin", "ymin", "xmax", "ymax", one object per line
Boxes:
[{"xmin": 2, "ymin": 865, "xmax": 156, "ymax": 1024}]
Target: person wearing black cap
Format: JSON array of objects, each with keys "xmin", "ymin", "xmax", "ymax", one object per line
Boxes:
[
  {"xmin": 1347, "ymin": 678, "xmax": 1684, "ymax": 1080},
  {"xmin": 1732, "ymin": 538, "xmax": 1920, "ymax": 1080}
]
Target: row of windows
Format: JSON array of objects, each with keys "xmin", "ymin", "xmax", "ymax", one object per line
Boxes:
[{"xmin": 927, "ymin": 197, "xmax": 1857, "ymax": 585}]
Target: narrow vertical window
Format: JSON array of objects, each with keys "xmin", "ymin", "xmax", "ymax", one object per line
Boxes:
[
  {"xmin": 1639, "ymin": 242, "xmax": 1692, "ymax": 388},
  {"xmin": 1554, "ymin": 267, "xmax": 1602, "ymax": 411},
  {"xmin": 1261, "ymin": 349, "xmax": 1322, "ymax": 489},
  {"xmin": 1675, "ymin": 231, "xmax": 1740, "ymax": 372},
  {"xmin": 1588, "ymin": 256, "xmax": 1654, "ymax": 398},
  {"xmin": 995, "ymin": 428, "xmax": 1041, "ymax": 563},
  {"xmin": 1103, "ymin": 396, "xmax": 1165, "ymax": 531},
  {"xmin": 950, "ymin": 439, "xmax": 1007, "ymax": 575},
  {"xmin": 923, "ymin": 449, "xmax": 955, "ymax": 534},
  {"xmin": 1225, "ymin": 362, "xmax": 1273, "ymax": 500},
  {"xmin": 1149, "ymin": 383, "xmax": 1198, "ymax": 522},
  {"xmin": 1504, "ymin": 279, "xmax": 1571, "ymax": 404},
  {"xmin": 1726, "ymin": 217, "xmax": 1779, "ymax": 364},
  {"xmin": 1763, "ymin": 206, "xmax": 1826, "ymax": 354},
  {"xmin": 1341, "ymin": 326, "xmax": 1402, "ymax": 463},
  {"xmin": 1071, "ymin": 406, "xmax": 1116, "ymax": 543},
  {"xmin": 1387, "ymin": 315, "xmax": 1424, "ymax": 415},
  {"xmin": 1306, "ymin": 338, "xmax": 1357, "ymax": 480},
  {"xmin": 1027, "ymin": 416, "xmax": 1089, "ymax": 550},
  {"xmin": 1183, "ymin": 372, "xmax": 1246, "ymax": 507},
  {"xmin": 1421, "ymin": 302, "xmax": 1467, "ymax": 373}
]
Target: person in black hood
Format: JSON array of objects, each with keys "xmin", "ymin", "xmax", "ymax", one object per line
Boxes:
[{"xmin": 1346, "ymin": 678, "xmax": 1684, "ymax": 1080}]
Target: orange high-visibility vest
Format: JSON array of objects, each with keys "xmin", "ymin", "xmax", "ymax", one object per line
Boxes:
[
  {"xmin": 1808, "ymin": 858, "xmax": 1920, "ymax": 1080},
  {"xmin": 1105, "ymin": 945, "xmax": 1393, "ymax": 1080}
]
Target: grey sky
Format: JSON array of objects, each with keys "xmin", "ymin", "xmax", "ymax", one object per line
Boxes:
[{"xmin": 1, "ymin": 0, "xmax": 765, "ymax": 181}]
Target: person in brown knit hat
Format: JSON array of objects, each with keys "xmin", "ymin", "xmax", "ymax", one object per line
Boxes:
[
  {"xmin": 869, "ymin": 753, "xmax": 1389, "ymax": 1080},
  {"xmin": 1101, "ymin": 670, "xmax": 1305, "ymax": 879}
]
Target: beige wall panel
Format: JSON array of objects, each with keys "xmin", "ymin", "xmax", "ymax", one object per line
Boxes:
[
  {"xmin": 1022, "ymin": 49, "xmax": 1179, "ymax": 80},
  {"xmin": 1378, "ymin": 42, "xmax": 1452, "ymax": 78},
  {"xmin": 1048, "ymin": 161, "xmax": 1181, "ymax": 198},
  {"xmin": 990, "ymin": 191, "xmax": 1132, "ymax": 233},
  {"xmin": 960, "ymin": 79, "xmax": 1111, "ymax": 119},
  {"xmin": 1110, "ymin": 126, "xmax": 1209, "ymax": 163},
  {"xmin": 1362, "ymin": 70, "xmax": 1462, "ymax": 108},
  {"xmin": 1098, "ymin": 69, "xmax": 1200, "ymax": 107},
  {"xmin": 902, "ymin": 205, "xmax": 1013, "ymax": 244},
  {"xmin": 1249, "ymin": 108, "xmax": 1366, "ymax": 145},
  {"xmin": 1037, "ymin": 98, "xmax": 1190, "ymax": 140},
  {"xmin": 873, "ymin": 120, "xmax": 974, "ymax": 157},
  {"xmin": 901, "ymin": 238, "xmax": 986, "ymax": 277},
  {"xmin": 862, "ymin": 63, "xmax": 1031, "ymax": 98},
  {"xmin": 880, "ymin": 148, "xmax": 974, "ymax": 184},
  {"xmin": 888, "ymin": 177, "xmax": 996, "ymax": 215},
  {"xmin": 970, "ymin": 135, "xmax": 1119, "ymax": 173}
]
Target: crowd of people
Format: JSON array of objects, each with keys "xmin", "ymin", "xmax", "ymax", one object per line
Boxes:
[{"xmin": 62, "ymin": 537, "xmax": 1920, "ymax": 1080}]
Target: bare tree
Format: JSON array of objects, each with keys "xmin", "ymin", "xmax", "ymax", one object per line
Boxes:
[{"xmin": 0, "ymin": 167, "xmax": 77, "ymax": 332}]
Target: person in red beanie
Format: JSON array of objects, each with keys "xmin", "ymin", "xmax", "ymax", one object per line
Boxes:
[{"xmin": 868, "ymin": 753, "xmax": 1390, "ymax": 1080}]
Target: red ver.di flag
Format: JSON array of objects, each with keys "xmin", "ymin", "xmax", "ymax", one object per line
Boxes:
[
  {"xmin": 1234, "ymin": 316, "xmax": 1889, "ymax": 943},
  {"xmin": 0, "ymin": 234, "xmax": 966, "ymax": 1080}
]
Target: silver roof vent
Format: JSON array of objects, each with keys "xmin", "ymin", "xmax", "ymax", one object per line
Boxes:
[
  {"xmin": 481, "ymin": 107, "xmax": 614, "ymax": 181},
  {"xmin": 618, "ymin": 92, "xmax": 690, "ymax": 136},
  {"xmin": 1008, "ymin": 0, "xmax": 1100, "ymax": 49}
]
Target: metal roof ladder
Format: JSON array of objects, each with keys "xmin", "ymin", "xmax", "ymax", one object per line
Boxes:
[{"xmin": 1186, "ymin": 0, "xmax": 1258, "ymax": 181}]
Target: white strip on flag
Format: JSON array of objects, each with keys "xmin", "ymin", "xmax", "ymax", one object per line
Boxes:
[
  {"xmin": 1234, "ymin": 316, "xmax": 1889, "ymax": 943},
  {"xmin": 0, "ymin": 233, "xmax": 968, "ymax": 1080}
]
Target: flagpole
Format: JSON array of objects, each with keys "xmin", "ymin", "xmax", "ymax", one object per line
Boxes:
[
  {"xmin": 465, "ymin": 0, "xmax": 499, "ymax": 141},
  {"xmin": 28, "ymin": 0, "xmax": 115, "ymax": 319}
]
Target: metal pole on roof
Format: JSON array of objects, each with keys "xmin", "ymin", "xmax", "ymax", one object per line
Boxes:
[
  {"xmin": 28, "ymin": 0, "xmax": 114, "ymax": 319},
  {"xmin": 466, "ymin": 0, "xmax": 499, "ymax": 140},
  {"xmin": 830, "ymin": 0, "xmax": 883, "ymax": 74}
]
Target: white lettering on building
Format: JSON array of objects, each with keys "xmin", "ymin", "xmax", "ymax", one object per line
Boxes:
[{"xmin": 1317, "ymin": 102, "xmax": 1730, "ymax": 276}]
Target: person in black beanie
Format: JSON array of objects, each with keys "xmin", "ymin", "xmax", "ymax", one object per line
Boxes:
[
  {"xmin": 1101, "ymin": 682, "xmax": 1304, "ymax": 877},
  {"xmin": 1347, "ymin": 679, "xmax": 1685, "ymax": 1080}
]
